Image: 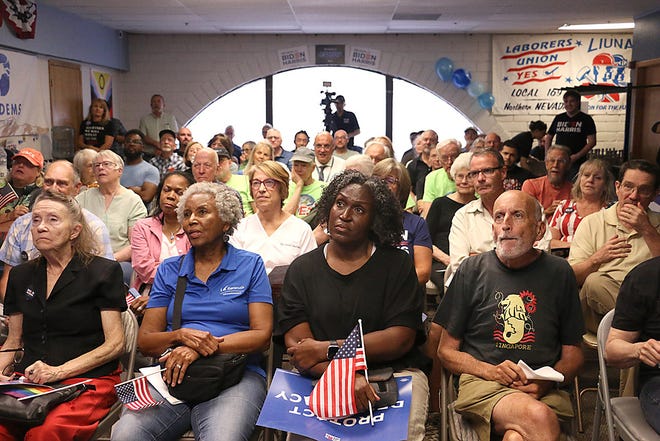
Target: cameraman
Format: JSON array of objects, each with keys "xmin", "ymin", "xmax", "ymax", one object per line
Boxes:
[{"xmin": 331, "ymin": 95, "xmax": 361, "ymax": 152}]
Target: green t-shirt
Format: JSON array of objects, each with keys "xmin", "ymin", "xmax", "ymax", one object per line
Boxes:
[
  {"xmin": 285, "ymin": 180, "xmax": 326, "ymax": 218},
  {"xmin": 226, "ymin": 174, "xmax": 254, "ymax": 215},
  {"xmin": 422, "ymin": 168, "xmax": 456, "ymax": 202}
]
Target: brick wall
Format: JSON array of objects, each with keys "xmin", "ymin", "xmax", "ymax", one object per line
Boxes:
[{"xmin": 118, "ymin": 33, "xmax": 624, "ymax": 149}]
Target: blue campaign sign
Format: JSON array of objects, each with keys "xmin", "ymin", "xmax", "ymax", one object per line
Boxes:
[{"xmin": 257, "ymin": 369, "xmax": 411, "ymax": 441}]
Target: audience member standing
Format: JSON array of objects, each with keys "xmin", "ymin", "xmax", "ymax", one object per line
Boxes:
[
  {"xmin": 139, "ymin": 94, "xmax": 179, "ymax": 159},
  {"xmin": 330, "ymin": 95, "xmax": 360, "ymax": 150},
  {"xmin": 544, "ymin": 90, "xmax": 597, "ymax": 177}
]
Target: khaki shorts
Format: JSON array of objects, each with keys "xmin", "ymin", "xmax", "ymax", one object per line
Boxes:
[{"xmin": 454, "ymin": 374, "xmax": 573, "ymax": 440}]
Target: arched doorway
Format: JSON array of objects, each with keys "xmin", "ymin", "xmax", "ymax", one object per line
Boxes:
[{"xmin": 187, "ymin": 66, "xmax": 475, "ymax": 159}]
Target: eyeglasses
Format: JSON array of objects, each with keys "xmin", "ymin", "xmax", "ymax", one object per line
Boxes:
[
  {"xmin": 93, "ymin": 161, "xmax": 118, "ymax": 170},
  {"xmin": 250, "ymin": 179, "xmax": 278, "ymax": 190},
  {"xmin": 383, "ymin": 176, "xmax": 399, "ymax": 186},
  {"xmin": 315, "ymin": 145, "xmax": 332, "ymax": 151},
  {"xmin": 466, "ymin": 166, "xmax": 502, "ymax": 180},
  {"xmin": 454, "ymin": 172, "xmax": 470, "ymax": 182},
  {"xmin": 1, "ymin": 348, "xmax": 24, "ymax": 377},
  {"xmin": 440, "ymin": 155, "xmax": 458, "ymax": 163},
  {"xmin": 620, "ymin": 181, "xmax": 656, "ymax": 198}
]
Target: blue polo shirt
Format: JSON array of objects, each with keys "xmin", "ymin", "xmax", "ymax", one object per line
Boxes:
[{"xmin": 148, "ymin": 244, "xmax": 272, "ymax": 375}]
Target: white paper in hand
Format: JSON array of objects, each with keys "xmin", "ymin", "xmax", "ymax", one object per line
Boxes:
[
  {"xmin": 517, "ymin": 360, "xmax": 564, "ymax": 383},
  {"xmin": 140, "ymin": 365, "xmax": 183, "ymax": 405}
]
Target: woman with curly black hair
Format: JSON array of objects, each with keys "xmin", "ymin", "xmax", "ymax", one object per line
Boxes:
[{"xmin": 277, "ymin": 170, "xmax": 429, "ymax": 441}]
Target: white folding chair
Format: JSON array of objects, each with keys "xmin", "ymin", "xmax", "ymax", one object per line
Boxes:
[{"xmin": 591, "ymin": 309, "xmax": 660, "ymax": 441}]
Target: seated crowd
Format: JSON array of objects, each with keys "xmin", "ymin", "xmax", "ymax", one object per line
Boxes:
[{"xmin": 0, "ymin": 101, "xmax": 658, "ymax": 441}]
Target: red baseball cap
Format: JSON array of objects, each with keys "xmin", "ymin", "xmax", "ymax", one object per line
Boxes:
[{"xmin": 13, "ymin": 148, "xmax": 44, "ymax": 169}]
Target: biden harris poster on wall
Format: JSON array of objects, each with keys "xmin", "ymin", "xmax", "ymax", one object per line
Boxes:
[
  {"xmin": 0, "ymin": 49, "xmax": 50, "ymax": 141},
  {"xmin": 492, "ymin": 34, "xmax": 633, "ymax": 115}
]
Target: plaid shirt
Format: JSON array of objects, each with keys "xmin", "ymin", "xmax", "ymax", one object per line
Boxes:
[{"xmin": 149, "ymin": 153, "xmax": 186, "ymax": 178}]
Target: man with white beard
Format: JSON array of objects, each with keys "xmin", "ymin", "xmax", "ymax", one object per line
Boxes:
[{"xmin": 434, "ymin": 190, "xmax": 584, "ymax": 441}]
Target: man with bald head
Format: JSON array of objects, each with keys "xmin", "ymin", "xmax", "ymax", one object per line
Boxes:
[
  {"xmin": 485, "ymin": 132, "xmax": 502, "ymax": 151},
  {"xmin": 177, "ymin": 127, "xmax": 193, "ymax": 153},
  {"xmin": 267, "ymin": 128, "xmax": 293, "ymax": 167},
  {"xmin": 0, "ymin": 160, "xmax": 114, "ymax": 298},
  {"xmin": 191, "ymin": 147, "xmax": 220, "ymax": 183},
  {"xmin": 312, "ymin": 131, "xmax": 345, "ymax": 183},
  {"xmin": 419, "ymin": 139, "xmax": 461, "ymax": 216},
  {"xmin": 332, "ymin": 130, "xmax": 357, "ymax": 160},
  {"xmin": 363, "ymin": 140, "xmax": 391, "ymax": 164},
  {"xmin": 406, "ymin": 130, "xmax": 438, "ymax": 195},
  {"xmin": 435, "ymin": 190, "xmax": 584, "ymax": 441}
]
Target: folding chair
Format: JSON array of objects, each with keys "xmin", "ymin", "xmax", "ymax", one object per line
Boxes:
[
  {"xmin": 439, "ymin": 365, "xmax": 577, "ymax": 441},
  {"xmin": 591, "ymin": 310, "xmax": 660, "ymax": 441},
  {"xmin": 91, "ymin": 309, "xmax": 139, "ymax": 440}
]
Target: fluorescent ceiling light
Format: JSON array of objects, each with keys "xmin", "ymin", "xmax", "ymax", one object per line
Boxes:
[{"xmin": 558, "ymin": 22, "xmax": 634, "ymax": 30}]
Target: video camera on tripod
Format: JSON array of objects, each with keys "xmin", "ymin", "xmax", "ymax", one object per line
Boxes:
[{"xmin": 320, "ymin": 81, "xmax": 336, "ymax": 132}]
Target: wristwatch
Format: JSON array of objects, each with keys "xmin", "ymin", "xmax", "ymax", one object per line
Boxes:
[{"xmin": 326, "ymin": 340, "xmax": 339, "ymax": 360}]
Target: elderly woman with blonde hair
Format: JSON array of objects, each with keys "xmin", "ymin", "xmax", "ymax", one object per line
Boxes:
[
  {"xmin": 76, "ymin": 150, "xmax": 147, "ymax": 284},
  {"xmin": 231, "ymin": 160, "xmax": 315, "ymax": 274}
]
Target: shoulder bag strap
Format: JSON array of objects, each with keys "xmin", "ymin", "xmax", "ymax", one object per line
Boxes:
[{"xmin": 171, "ymin": 255, "xmax": 187, "ymax": 331}]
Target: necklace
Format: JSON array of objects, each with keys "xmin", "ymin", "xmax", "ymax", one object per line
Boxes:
[{"xmin": 163, "ymin": 224, "xmax": 180, "ymax": 242}]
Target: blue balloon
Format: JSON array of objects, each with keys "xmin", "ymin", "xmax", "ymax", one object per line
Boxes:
[
  {"xmin": 478, "ymin": 92, "xmax": 495, "ymax": 110},
  {"xmin": 452, "ymin": 69, "xmax": 471, "ymax": 89},
  {"xmin": 467, "ymin": 81, "xmax": 485, "ymax": 98},
  {"xmin": 435, "ymin": 57, "xmax": 454, "ymax": 82}
]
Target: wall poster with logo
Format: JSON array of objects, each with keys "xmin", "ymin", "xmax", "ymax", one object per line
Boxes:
[
  {"xmin": 0, "ymin": 49, "xmax": 50, "ymax": 152},
  {"xmin": 492, "ymin": 34, "xmax": 633, "ymax": 115},
  {"xmin": 91, "ymin": 70, "xmax": 113, "ymax": 116}
]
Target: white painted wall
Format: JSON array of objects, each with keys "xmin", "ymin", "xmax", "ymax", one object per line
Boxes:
[{"xmin": 118, "ymin": 33, "xmax": 625, "ymax": 149}]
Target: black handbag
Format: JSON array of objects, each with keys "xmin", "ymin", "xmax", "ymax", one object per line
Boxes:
[
  {"xmin": 368, "ymin": 368, "xmax": 399, "ymax": 409},
  {"xmin": 0, "ymin": 382, "xmax": 94, "ymax": 426},
  {"xmin": 164, "ymin": 259, "xmax": 247, "ymax": 404}
]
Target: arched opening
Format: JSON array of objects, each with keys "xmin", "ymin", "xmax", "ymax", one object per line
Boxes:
[{"xmin": 187, "ymin": 66, "xmax": 475, "ymax": 159}]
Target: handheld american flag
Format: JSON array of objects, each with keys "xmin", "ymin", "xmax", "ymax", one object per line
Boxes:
[
  {"xmin": 114, "ymin": 375, "xmax": 161, "ymax": 411},
  {"xmin": 309, "ymin": 323, "xmax": 367, "ymax": 419},
  {"xmin": 0, "ymin": 182, "xmax": 18, "ymax": 211},
  {"xmin": 125, "ymin": 287, "xmax": 141, "ymax": 307}
]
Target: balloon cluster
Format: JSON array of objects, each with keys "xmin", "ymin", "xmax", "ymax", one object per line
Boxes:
[{"xmin": 435, "ymin": 57, "xmax": 495, "ymax": 110}]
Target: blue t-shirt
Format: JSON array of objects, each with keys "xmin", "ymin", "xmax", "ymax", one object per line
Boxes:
[
  {"xmin": 148, "ymin": 244, "xmax": 272, "ymax": 375},
  {"xmin": 120, "ymin": 160, "xmax": 161, "ymax": 188},
  {"xmin": 399, "ymin": 211, "xmax": 432, "ymax": 261}
]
